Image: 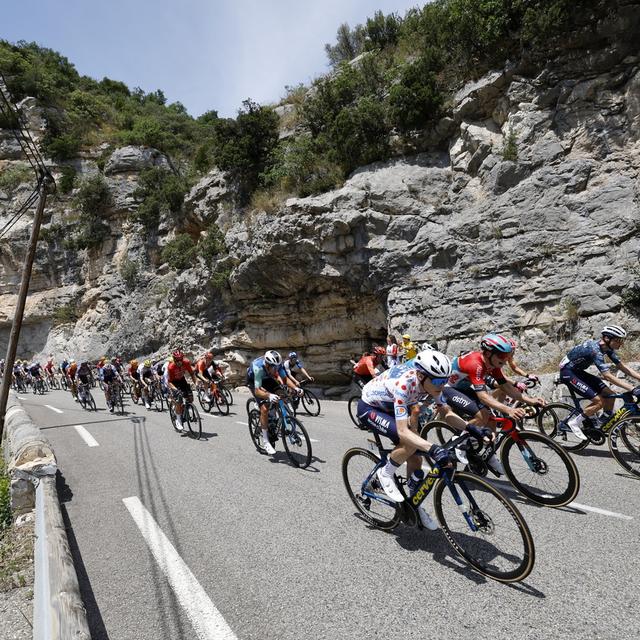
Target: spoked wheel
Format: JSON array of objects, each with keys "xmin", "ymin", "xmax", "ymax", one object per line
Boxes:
[
  {"xmin": 78, "ymin": 391, "xmax": 87, "ymax": 409},
  {"xmin": 281, "ymin": 416, "xmax": 312, "ymax": 468},
  {"xmin": 184, "ymin": 403, "xmax": 202, "ymax": 440},
  {"xmin": 246, "ymin": 397, "xmax": 257, "ymax": 417},
  {"xmin": 220, "ymin": 384, "xmax": 234, "ymax": 406},
  {"xmin": 248, "ymin": 409, "xmax": 266, "ymax": 453},
  {"xmin": 213, "ymin": 391, "xmax": 230, "ymax": 416},
  {"xmin": 197, "ymin": 387, "xmax": 213, "ymax": 413},
  {"xmin": 130, "ymin": 386, "xmax": 140, "ymax": 405},
  {"xmin": 609, "ymin": 417, "xmax": 640, "ymax": 478},
  {"xmin": 433, "ymin": 471, "xmax": 535, "ymax": 583},
  {"xmin": 500, "ymin": 430, "xmax": 580, "ymax": 507},
  {"xmin": 301, "ymin": 388, "xmax": 321, "ymax": 416},
  {"xmin": 536, "ymin": 403, "xmax": 589, "ymax": 452},
  {"xmin": 116, "ymin": 390, "xmax": 125, "ymax": 415},
  {"xmin": 420, "ymin": 420, "xmax": 459, "ymax": 445},
  {"xmin": 153, "ymin": 388, "xmax": 164, "ymax": 412},
  {"xmin": 348, "ymin": 395, "xmax": 361, "ymax": 427},
  {"xmin": 169, "ymin": 402, "xmax": 182, "ymax": 433},
  {"xmin": 342, "ymin": 448, "xmax": 401, "ymax": 530}
]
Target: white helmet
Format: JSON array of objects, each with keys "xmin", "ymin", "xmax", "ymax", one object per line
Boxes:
[
  {"xmin": 413, "ymin": 349, "xmax": 451, "ymax": 378},
  {"xmin": 601, "ymin": 325, "xmax": 626, "ymax": 339},
  {"xmin": 264, "ymin": 350, "xmax": 282, "ymax": 366}
]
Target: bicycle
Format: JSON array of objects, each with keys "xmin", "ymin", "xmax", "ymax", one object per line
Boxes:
[
  {"xmin": 247, "ymin": 392, "xmax": 312, "ymax": 468},
  {"xmin": 342, "ymin": 427, "xmax": 535, "ymax": 583},
  {"xmin": 197, "ymin": 378, "xmax": 230, "ymax": 415},
  {"xmin": 77, "ymin": 382, "xmax": 97, "ymax": 411},
  {"xmin": 218, "ymin": 380, "xmax": 234, "ymax": 406},
  {"xmin": 168, "ymin": 390, "xmax": 202, "ymax": 439},
  {"xmin": 108, "ymin": 380, "xmax": 125, "ymax": 415},
  {"xmin": 421, "ymin": 416, "xmax": 580, "ymax": 507},
  {"xmin": 296, "ymin": 380, "xmax": 321, "ymax": 416},
  {"xmin": 148, "ymin": 378, "xmax": 165, "ymax": 412},
  {"xmin": 46, "ymin": 372, "xmax": 60, "ymax": 390},
  {"xmin": 32, "ymin": 376, "xmax": 46, "ymax": 395}
]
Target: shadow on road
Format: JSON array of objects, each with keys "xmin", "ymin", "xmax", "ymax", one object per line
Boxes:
[{"xmin": 56, "ymin": 472, "xmax": 111, "ymax": 640}]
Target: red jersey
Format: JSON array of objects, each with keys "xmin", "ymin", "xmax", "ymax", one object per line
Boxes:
[
  {"xmin": 167, "ymin": 358, "xmax": 193, "ymax": 382},
  {"xmin": 196, "ymin": 358, "xmax": 211, "ymax": 375},
  {"xmin": 449, "ymin": 351, "xmax": 506, "ymax": 392},
  {"xmin": 353, "ymin": 355, "xmax": 378, "ymax": 377}
]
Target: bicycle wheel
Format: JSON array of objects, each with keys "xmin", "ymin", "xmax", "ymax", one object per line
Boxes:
[
  {"xmin": 301, "ymin": 389, "xmax": 321, "ymax": 416},
  {"xmin": 341, "ymin": 448, "xmax": 401, "ymax": 530},
  {"xmin": 197, "ymin": 387, "xmax": 213, "ymax": 413},
  {"xmin": 214, "ymin": 391, "xmax": 230, "ymax": 416},
  {"xmin": 78, "ymin": 391, "xmax": 87, "ymax": 409},
  {"xmin": 220, "ymin": 384, "xmax": 234, "ymax": 406},
  {"xmin": 185, "ymin": 403, "xmax": 202, "ymax": 440},
  {"xmin": 88, "ymin": 392, "xmax": 97, "ymax": 412},
  {"xmin": 130, "ymin": 386, "xmax": 140, "ymax": 405},
  {"xmin": 246, "ymin": 397, "xmax": 257, "ymax": 417},
  {"xmin": 281, "ymin": 416, "xmax": 312, "ymax": 468},
  {"xmin": 536, "ymin": 403, "xmax": 589, "ymax": 452},
  {"xmin": 154, "ymin": 388, "xmax": 164, "ymax": 412},
  {"xmin": 348, "ymin": 395, "xmax": 361, "ymax": 427},
  {"xmin": 116, "ymin": 390, "xmax": 125, "ymax": 415},
  {"xmin": 433, "ymin": 471, "xmax": 535, "ymax": 583},
  {"xmin": 419, "ymin": 420, "xmax": 459, "ymax": 445},
  {"xmin": 609, "ymin": 417, "xmax": 640, "ymax": 478},
  {"xmin": 500, "ymin": 430, "xmax": 580, "ymax": 507},
  {"xmin": 248, "ymin": 409, "xmax": 266, "ymax": 453}
]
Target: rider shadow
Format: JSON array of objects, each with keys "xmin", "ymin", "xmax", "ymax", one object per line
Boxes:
[
  {"xmin": 199, "ymin": 430, "xmax": 219, "ymax": 441},
  {"xmin": 614, "ymin": 472, "xmax": 640, "ymax": 481},
  {"xmin": 573, "ymin": 448, "xmax": 614, "ymax": 459},
  {"xmin": 265, "ymin": 450, "xmax": 326, "ymax": 472}
]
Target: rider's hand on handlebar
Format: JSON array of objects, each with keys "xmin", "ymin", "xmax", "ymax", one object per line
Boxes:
[
  {"xmin": 268, "ymin": 393, "xmax": 280, "ymax": 404},
  {"xmin": 527, "ymin": 374, "xmax": 540, "ymax": 384},
  {"xmin": 507, "ymin": 406, "xmax": 527, "ymax": 421},
  {"xmin": 466, "ymin": 424, "xmax": 492, "ymax": 443},
  {"xmin": 296, "ymin": 387, "xmax": 304, "ymax": 397},
  {"xmin": 632, "ymin": 386, "xmax": 640, "ymax": 398}
]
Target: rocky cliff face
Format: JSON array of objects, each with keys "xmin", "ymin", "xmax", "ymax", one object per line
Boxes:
[{"xmin": 1, "ymin": 7, "xmax": 639, "ymax": 385}]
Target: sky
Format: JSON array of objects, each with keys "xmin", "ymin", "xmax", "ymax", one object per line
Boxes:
[{"xmin": 3, "ymin": 0, "xmax": 424, "ymax": 118}]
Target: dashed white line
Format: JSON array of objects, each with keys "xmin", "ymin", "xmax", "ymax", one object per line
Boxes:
[
  {"xmin": 568, "ymin": 501, "xmax": 633, "ymax": 521},
  {"xmin": 123, "ymin": 496, "xmax": 238, "ymax": 640},
  {"xmin": 310, "ymin": 438, "xmax": 319, "ymax": 443},
  {"xmin": 44, "ymin": 404, "xmax": 63, "ymax": 414},
  {"xmin": 235, "ymin": 421, "xmax": 248, "ymax": 426},
  {"xmin": 73, "ymin": 425, "xmax": 99, "ymax": 447}
]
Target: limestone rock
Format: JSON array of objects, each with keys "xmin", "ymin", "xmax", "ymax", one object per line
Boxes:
[{"xmin": 104, "ymin": 145, "xmax": 170, "ymax": 175}]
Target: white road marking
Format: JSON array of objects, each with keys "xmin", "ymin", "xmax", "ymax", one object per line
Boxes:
[
  {"xmin": 568, "ymin": 501, "xmax": 633, "ymax": 521},
  {"xmin": 44, "ymin": 404, "xmax": 63, "ymax": 414},
  {"xmin": 123, "ymin": 497, "xmax": 237, "ymax": 640},
  {"xmin": 235, "ymin": 421, "xmax": 248, "ymax": 426},
  {"xmin": 73, "ymin": 425, "xmax": 99, "ymax": 447},
  {"xmin": 310, "ymin": 438, "xmax": 319, "ymax": 443}
]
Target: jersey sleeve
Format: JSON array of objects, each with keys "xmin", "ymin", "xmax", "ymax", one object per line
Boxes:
[
  {"xmin": 489, "ymin": 367, "xmax": 507, "ymax": 385},
  {"xmin": 592, "ymin": 345, "xmax": 610, "ymax": 372},
  {"xmin": 608, "ymin": 350, "xmax": 621, "ymax": 367},
  {"xmin": 253, "ymin": 361, "xmax": 264, "ymax": 388}
]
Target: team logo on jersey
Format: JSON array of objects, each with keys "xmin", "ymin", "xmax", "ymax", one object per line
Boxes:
[
  {"xmin": 396, "ymin": 406, "xmax": 408, "ymax": 418},
  {"xmin": 369, "ymin": 410, "xmax": 391, "ymax": 431}
]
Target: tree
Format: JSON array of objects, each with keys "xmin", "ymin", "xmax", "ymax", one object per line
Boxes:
[{"xmin": 324, "ymin": 23, "xmax": 366, "ymax": 67}]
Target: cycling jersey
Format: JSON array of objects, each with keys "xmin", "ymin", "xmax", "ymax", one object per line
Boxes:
[
  {"xmin": 361, "ymin": 363, "xmax": 435, "ymax": 420},
  {"xmin": 78, "ymin": 363, "xmax": 91, "ymax": 376},
  {"xmin": 67, "ymin": 363, "xmax": 78, "ymax": 378},
  {"xmin": 167, "ymin": 358, "xmax": 193, "ymax": 382},
  {"xmin": 196, "ymin": 358, "xmax": 213, "ymax": 378},
  {"xmin": 560, "ymin": 339, "xmax": 620, "ymax": 373},
  {"xmin": 284, "ymin": 358, "xmax": 304, "ymax": 377},
  {"xmin": 44, "ymin": 361, "xmax": 54, "ymax": 373},
  {"xmin": 353, "ymin": 355, "xmax": 378, "ymax": 378},
  {"xmin": 29, "ymin": 363, "xmax": 42, "ymax": 376},
  {"xmin": 448, "ymin": 351, "xmax": 506, "ymax": 392},
  {"xmin": 102, "ymin": 364, "xmax": 118, "ymax": 382},
  {"xmin": 137, "ymin": 364, "xmax": 154, "ymax": 380},
  {"xmin": 128, "ymin": 365, "xmax": 140, "ymax": 380},
  {"xmin": 247, "ymin": 357, "xmax": 287, "ymax": 388}
]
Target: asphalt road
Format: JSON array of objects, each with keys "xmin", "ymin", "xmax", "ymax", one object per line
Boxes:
[{"xmin": 17, "ymin": 387, "xmax": 640, "ymax": 640}]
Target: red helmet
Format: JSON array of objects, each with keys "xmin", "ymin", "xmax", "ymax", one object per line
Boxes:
[
  {"xmin": 508, "ymin": 338, "xmax": 517, "ymax": 349},
  {"xmin": 173, "ymin": 349, "xmax": 184, "ymax": 361},
  {"xmin": 373, "ymin": 346, "xmax": 386, "ymax": 356}
]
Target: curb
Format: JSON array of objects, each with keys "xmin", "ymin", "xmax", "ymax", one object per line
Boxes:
[{"xmin": 3, "ymin": 391, "xmax": 91, "ymax": 640}]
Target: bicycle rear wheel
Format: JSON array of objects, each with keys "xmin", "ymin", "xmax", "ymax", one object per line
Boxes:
[
  {"xmin": 500, "ymin": 430, "xmax": 580, "ymax": 507},
  {"xmin": 342, "ymin": 448, "xmax": 401, "ymax": 530},
  {"xmin": 348, "ymin": 395, "xmax": 361, "ymax": 427},
  {"xmin": 609, "ymin": 417, "xmax": 640, "ymax": 478},
  {"xmin": 281, "ymin": 416, "xmax": 312, "ymax": 468},
  {"xmin": 220, "ymin": 384, "xmax": 234, "ymax": 406},
  {"xmin": 197, "ymin": 387, "xmax": 213, "ymax": 413},
  {"xmin": 536, "ymin": 403, "xmax": 589, "ymax": 452},
  {"xmin": 185, "ymin": 403, "xmax": 202, "ymax": 440},
  {"xmin": 433, "ymin": 471, "xmax": 535, "ymax": 583},
  {"xmin": 154, "ymin": 388, "xmax": 164, "ymax": 412},
  {"xmin": 248, "ymin": 409, "xmax": 266, "ymax": 453},
  {"xmin": 301, "ymin": 389, "xmax": 321, "ymax": 416},
  {"xmin": 214, "ymin": 391, "xmax": 230, "ymax": 415}
]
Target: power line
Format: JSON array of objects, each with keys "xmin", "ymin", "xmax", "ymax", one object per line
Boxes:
[{"xmin": 0, "ymin": 185, "xmax": 40, "ymax": 241}]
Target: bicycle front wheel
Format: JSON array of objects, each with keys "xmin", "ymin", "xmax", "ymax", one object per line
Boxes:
[
  {"xmin": 419, "ymin": 420, "xmax": 459, "ymax": 445},
  {"xmin": 248, "ymin": 409, "xmax": 266, "ymax": 453},
  {"xmin": 536, "ymin": 403, "xmax": 589, "ymax": 452},
  {"xmin": 348, "ymin": 395, "xmax": 361, "ymax": 427},
  {"xmin": 301, "ymin": 389, "xmax": 321, "ymax": 416},
  {"xmin": 341, "ymin": 448, "xmax": 401, "ymax": 531},
  {"xmin": 281, "ymin": 416, "xmax": 312, "ymax": 468},
  {"xmin": 501, "ymin": 430, "xmax": 580, "ymax": 507},
  {"xmin": 185, "ymin": 404, "xmax": 202, "ymax": 440},
  {"xmin": 154, "ymin": 389, "xmax": 164, "ymax": 412},
  {"xmin": 609, "ymin": 417, "xmax": 640, "ymax": 478},
  {"xmin": 220, "ymin": 384, "xmax": 234, "ymax": 406},
  {"xmin": 88, "ymin": 392, "xmax": 97, "ymax": 412},
  {"xmin": 214, "ymin": 391, "xmax": 230, "ymax": 416},
  {"xmin": 433, "ymin": 471, "xmax": 535, "ymax": 583}
]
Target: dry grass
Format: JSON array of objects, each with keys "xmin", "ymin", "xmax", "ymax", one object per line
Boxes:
[
  {"xmin": 0, "ymin": 522, "xmax": 34, "ymax": 592},
  {"xmin": 249, "ymin": 188, "xmax": 291, "ymax": 215}
]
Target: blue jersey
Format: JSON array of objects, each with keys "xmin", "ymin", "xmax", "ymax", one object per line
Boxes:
[
  {"xmin": 247, "ymin": 357, "xmax": 287, "ymax": 388},
  {"xmin": 560, "ymin": 339, "xmax": 620, "ymax": 373}
]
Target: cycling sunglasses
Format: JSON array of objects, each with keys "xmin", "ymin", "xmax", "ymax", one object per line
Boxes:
[{"xmin": 428, "ymin": 376, "xmax": 449, "ymax": 386}]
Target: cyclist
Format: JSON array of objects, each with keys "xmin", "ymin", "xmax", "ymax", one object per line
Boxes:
[
  {"xmin": 441, "ymin": 334, "xmax": 545, "ymax": 474},
  {"xmin": 357, "ymin": 349, "xmax": 456, "ymax": 530},
  {"xmin": 43, "ymin": 355, "xmax": 56, "ymax": 386},
  {"xmin": 195, "ymin": 352, "xmax": 217, "ymax": 400},
  {"xmin": 559, "ymin": 325, "xmax": 640, "ymax": 439},
  {"xmin": 128, "ymin": 359, "xmax": 141, "ymax": 403},
  {"xmin": 102, "ymin": 358, "xmax": 121, "ymax": 412},
  {"xmin": 28, "ymin": 361, "xmax": 44, "ymax": 390},
  {"xmin": 284, "ymin": 351, "xmax": 313, "ymax": 410},
  {"xmin": 400, "ymin": 334, "xmax": 418, "ymax": 362},
  {"xmin": 247, "ymin": 350, "xmax": 301, "ymax": 456},
  {"xmin": 138, "ymin": 359, "xmax": 155, "ymax": 409},
  {"xmin": 167, "ymin": 349, "xmax": 197, "ymax": 431},
  {"xmin": 77, "ymin": 360, "xmax": 92, "ymax": 403},
  {"xmin": 67, "ymin": 359, "xmax": 78, "ymax": 399},
  {"xmin": 352, "ymin": 347, "xmax": 386, "ymax": 388},
  {"xmin": 492, "ymin": 338, "xmax": 539, "ymax": 403}
]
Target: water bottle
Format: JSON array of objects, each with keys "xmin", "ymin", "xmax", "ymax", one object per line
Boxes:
[{"xmin": 407, "ymin": 469, "xmax": 425, "ymax": 496}]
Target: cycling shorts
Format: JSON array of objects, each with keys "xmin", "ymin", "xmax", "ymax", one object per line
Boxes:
[
  {"xmin": 78, "ymin": 374, "xmax": 90, "ymax": 385},
  {"xmin": 356, "ymin": 399, "xmax": 399, "ymax": 445},
  {"xmin": 559, "ymin": 367, "xmax": 607, "ymax": 399},
  {"xmin": 441, "ymin": 387, "xmax": 485, "ymax": 418},
  {"xmin": 354, "ymin": 373, "xmax": 373, "ymax": 389}
]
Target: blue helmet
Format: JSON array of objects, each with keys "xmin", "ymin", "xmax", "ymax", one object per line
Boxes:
[
  {"xmin": 288, "ymin": 351, "xmax": 298, "ymax": 359},
  {"xmin": 480, "ymin": 333, "xmax": 513, "ymax": 354}
]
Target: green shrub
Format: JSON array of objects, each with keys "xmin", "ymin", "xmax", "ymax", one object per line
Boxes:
[
  {"xmin": 324, "ymin": 22, "xmax": 366, "ymax": 67},
  {"xmin": 70, "ymin": 174, "xmax": 111, "ymax": 249},
  {"xmin": 502, "ymin": 126, "xmax": 518, "ymax": 161},
  {"xmin": 119, "ymin": 259, "xmax": 139, "ymax": 290},
  {"xmin": 131, "ymin": 167, "xmax": 187, "ymax": 230},
  {"xmin": 0, "ymin": 163, "xmax": 34, "ymax": 191},
  {"xmin": 0, "ymin": 454, "xmax": 10, "ymax": 530},
  {"xmin": 198, "ymin": 224, "xmax": 226, "ymax": 264},
  {"xmin": 57, "ymin": 165, "xmax": 76, "ymax": 194},
  {"xmin": 363, "ymin": 11, "xmax": 402, "ymax": 51},
  {"xmin": 52, "ymin": 302, "xmax": 78, "ymax": 325},
  {"xmin": 161, "ymin": 234, "xmax": 197, "ymax": 271},
  {"xmin": 209, "ymin": 266, "xmax": 231, "ymax": 291}
]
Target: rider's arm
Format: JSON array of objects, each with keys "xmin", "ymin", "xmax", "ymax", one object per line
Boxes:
[
  {"xmin": 299, "ymin": 366, "xmax": 313, "ymax": 381},
  {"xmin": 498, "ymin": 381, "xmax": 544, "ymax": 406},
  {"xmin": 507, "ymin": 355, "xmax": 527, "ymax": 378},
  {"xmin": 601, "ymin": 367, "xmax": 637, "ymax": 391}
]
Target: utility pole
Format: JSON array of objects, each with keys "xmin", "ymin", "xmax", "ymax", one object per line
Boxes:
[{"xmin": 0, "ymin": 173, "xmax": 53, "ymax": 440}]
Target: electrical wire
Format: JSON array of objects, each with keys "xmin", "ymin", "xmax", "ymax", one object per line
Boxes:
[{"xmin": 0, "ymin": 184, "xmax": 41, "ymax": 241}]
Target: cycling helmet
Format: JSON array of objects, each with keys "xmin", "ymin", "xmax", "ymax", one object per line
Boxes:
[
  {"xmin": 70, "ymin": 359, "xmax": 76, "ymax": 364},
  {"xmin": 414, "ymin": 350, "xmax": 452, "ymax": 378},
  {"xmin": 508, "ymin": 338, "xmax": 517, "ymax": 349},
  {"xmin": 110, "ymin": 357, "xmax": 117, "ymax": 364},
  {"xmin": 288, "ymin": 351, "xmax": 298, "ymax": 359},
  {"xmin": 373, "ymin": 346, "xmax": 386, "ymax": 356},
  {"xmin": 144, "ymin": 359, "xmax": 151, "ymax": 367},
  {"xmin": 172, "ymin": 349, "xmax": 184, "ymax": 361},
  {"xmin": 264, "ymin": 350, "xmax": 282, "ymax": 366},
  {"xmin": 480, "ymin": 333, "xmax": 513, "ymax": 354},
  {"xmin": 130, "ymin": 359, "xmax": 138, "ymax": 366},
  {"xmin": 601, "ymin": 325, "xmax": 627, "ymax": 339}
]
